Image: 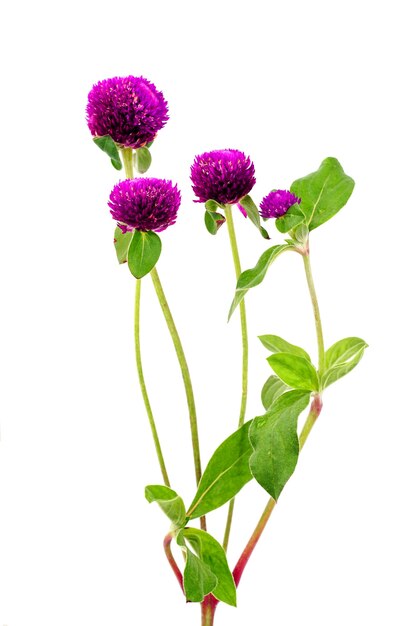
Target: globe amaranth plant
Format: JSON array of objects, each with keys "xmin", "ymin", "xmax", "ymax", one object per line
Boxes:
[{"xmin": 87, "ymin": 75, "xmax": 367, "ymax": 626}]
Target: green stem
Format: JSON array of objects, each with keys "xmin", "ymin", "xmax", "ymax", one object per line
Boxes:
[
  {"xmin": 222, "ymin": 204, "xmax": 249, "ymax": 551},
  {"xmin": 121, "ymin": 147, "xmax": 134, "ymax": 179},
  {"xmin": 150, "ymin": 267, "xmax": 206, "ymax": 530},
  {"xmin": 134, "ymin": 279, "xmax": 170, "ymax": 487},
  {"xmin": 302, "ymin": 245, "xmax": 325, "ymax": 374},
  {"xmin": 232, "ymin": 394, "xmax": 323, "ymax": 589}
]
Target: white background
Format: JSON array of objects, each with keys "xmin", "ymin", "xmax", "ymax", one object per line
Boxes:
[{"xmin": 1, "ymin": 0, "xmax": 416, "ymax": 624}]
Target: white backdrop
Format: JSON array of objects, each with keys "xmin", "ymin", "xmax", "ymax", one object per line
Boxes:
[{"xmin": 1, "ymin": 1, "xmax": 416, "ymax": 624}]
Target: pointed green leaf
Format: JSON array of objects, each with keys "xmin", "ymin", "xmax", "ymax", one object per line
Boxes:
[
  {"xmin": 249, "ymin": 390, "xmax": 311, "ymax": 499},
  {"xmin": 205, "ymin": 210, "xmax": 226, "ymax": 235},
  {"xmin": 259, "ymin": 334, "xmax": 311, "ymax": 361},
  {"xmin": 187, "ymin": 421, "xmax": 253, "ymax": 520},
  {"xmin": 182, "ymin": 528, "xmax": 236, "ymax": 606},
  {"xmin": 325, "ymin": 337, "xmax": 368, "ymax": 369},
  {"xmin": 113, "ymin": 226, "xmax": 133, "ymax": 264},
  {"xmin": 127, "ymin": 230, "xmax": 161, "ymax": 279},
  {"xmin": 267, "ymin": 353, "xmax": 319, "ymax": 391},
  {"xmin": 205, "ymin": 199, "xmax": 225, "ymax": 212},
  {"xmin": 261, "ymin": 375, "xmax": 290, "ymax": 410},
  {"xmin": 136, "ymin": 146, "xmax": 152, "ymax": 174},
  {"xmin": 290, "ymin": 157, "xmax": 355, "ymax": 230},
  {"xmin": 322, "ymin": 338, "xmax": 367, "ymax": 388},
  {"xmin": 182, "ymin": 546, "xmax": 217, "ymax": 602},
  {"xmin": 228, "ymin": 244, "xmax": 292, "ymax": 320},
  {"xmin": 93, "ymin": 135, "xmax": 122, "ymax": 170},
  {"xmin": 239, "ymin": 195, "xmax": 270, "ymax": 239},
  {"xmin": 275, "ymin": 203, "xmax": 306, "ymax": 233},
  {"xmin": 145, "ymin": 485, "xmax": 186, "ymax": 527}
]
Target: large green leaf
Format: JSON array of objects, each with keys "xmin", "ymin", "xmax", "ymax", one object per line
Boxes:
[
  {"xmin": 290, "ymin": 157, "xmax": 355, "ymax": 230},
  {"xmin": 275, "ymin": 203, "xmax": 305, "ymax": 233},
  {"xmin": 239, "ymin": 195, "xmax": 270, "ymax": 239},
  {"xmin": 259, "ymin": 334, "xmax": 311, "ymax": 361},
  {"xmin": 113, "ymin": 226, "xmax": 133, "ymax": 264},
  {"xmin": 187, "ymin": 421, "xmax": 252, "ymax": 520},
  {"xmin": 93, "ymin": 135, "xmax": 122, "ymax": 170},
  {"xmin": 127, "ymin": 230, "xmax": 161, "ymax": 279},
  {"xmin": 249, "ymin": 390, "xmax": 311, "ymax": 499},
  {"xmin": 228, "ymin": 244, "xmax": 292, "ymax": 320},
  {"xmin": 180, "ymin": 544, "xmax": 217, "ymax": 603},
  {"xmin": 136, "ymin": 146, "xmax": 152, "ymax": 174},
  {"xmin": 261, "ymin": 375, "xmax": 289, "ymax": 410},
  {"xmin": 322, "ymin": 337, "xmax": 368, "ymax": 388},
  {"xmin": 267, "ymin": 353, "xmax": 319, "ymax": 391},
  {"xmin": 182, "ymin": 528, "xmax": 236, "ymax": 606},
  {"xmin": 144, "ymin": 485, "xmax": 186, "ymax": 528}
]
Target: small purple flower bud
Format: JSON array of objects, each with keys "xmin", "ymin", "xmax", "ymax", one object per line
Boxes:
[
  {"xmin": 190, "ymin": 149, "xmax": 256, "ymax": 205},
  {"xmin": 86, "ymin": 76, "xmax": 169, "ymax": 149},
  {"xmin": 108, "ymin": 178, "xmax": 180, "ymax": 233},
  {"xmin": 259, "ymin": 190, "xmax": 301, "ymax": 219}
]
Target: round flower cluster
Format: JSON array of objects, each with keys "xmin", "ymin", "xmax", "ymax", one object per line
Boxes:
[
  {"xmin": 190, "ymin": 149, "xmax": 256, "ymax": 205},
  {"xmin": 259, "ymin": 190, "xmax": 301, "ymax": 219},
  {"xmin": 108, "ymin": 178, "xmax": 181, "ymax": 233},
  {"xmin": 86, "ymin": 75, "xmax": 169, "ymax": 149}
]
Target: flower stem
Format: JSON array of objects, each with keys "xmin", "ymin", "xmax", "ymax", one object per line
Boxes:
[
  {"xmin": 201, "ymin": 595, "xmax": 217, "ymax": 626},
  {"xmin": 121, "ymin": 147, "xmax": 134, "ymax": 179},
  {"xmin": 222, "ymin": 204, "xmax": 249, "ymax": 551},
  {"xmin": 302, "ymin": 243, "xmax": 325, "ymax": 374},
  {"xmin": 232, "ymin": 394, "xmax": 323, "ymax": 588},
  {"xmin": 163, "ymin": 533, "xmax": 184, "ymax": 592},
  {"xmin": 134, "ymin": 280, "xmax": 171, "ymax": 487},
  {"xmin": 150, "ymin": 267, "xmax": 206, "ymax": 530}
]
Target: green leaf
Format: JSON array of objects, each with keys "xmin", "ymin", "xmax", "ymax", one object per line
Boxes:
[
  {"xmin": 275, "ymin": 203, "xmax": 306, "ymax": 233},
  {"xmin": 205, "ymin": 210, "xmax": 226, "ymax": 235},
  {"xmin": 239, "ymin": 195, "xmax": 270, "ymax": 239},
  {"xmin": 290, "ymin": 157, "xmax": 355, "ymax": 231},
  {"xmin": 259, "ymin": 334, "xmax": 311, "ymax": 361},
  {"xmin": 113, "ymin": 226, "xmax": 133, "ymax": 264},
  {"xmin": 249, "ymin": 390, "xmax": 311, "ymax": 499},
  {"xmin": 182, "ymin": 528, "xmax": 236, "ymax": 606},
  {"xmin": 127, "ymin": 230, "xmax": 161, "ymax": 279},
  {"xmin": 93, "ymin": 135, "xmax": 122, "ymax": 170},
  {"xmin": 182, "ymin": 546, "xmax": 217, "ymax": 602},
  {"xmin": 322, "ymin": 337, "xmax": 368, "ymax": 388},
  {"xmin": 187, "ymin": 421, "xmax": 253, "ymax": 520},
  {"xmin": 267, "ymin": 353, "xmax": 319, "ymax": 391},
  {"xmin": 136, "ymin": 146, "xmax": 152, "ymax": 174},
  {"xmin": 205, "ymin": 199, "xmax": 225, "ymax": 212},
  {"xmin": 261, "ymin": 375, "xmax": 289, "ymax": 410},
  {"xmin": 144, "ymin": 485, "xmax": 186, "ymax": 527},
  {"xmin": 228, "ymin": 244, "xmax": 292, "ymax": 320}
]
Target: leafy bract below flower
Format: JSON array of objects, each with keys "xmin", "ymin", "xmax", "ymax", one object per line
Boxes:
[
  {"xmin": 86, "ymin": 76, "xmax": 169, "ymax": 149},
  {"xmin": 259, "ymin": 190, "xmax": 301, "ymax": 219},
  {"xmin": 108, "ymin": 178, "xmax": 180, "ymax": 233},
  {"xmin": 190, "ymin": 149, "xmax": 256, "ymax": 205}
]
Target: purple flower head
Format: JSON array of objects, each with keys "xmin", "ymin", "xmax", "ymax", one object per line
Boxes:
[
  {"xmin": 108, "ymin": 178, "xmax": 180, "ymax": 233},
  {"xmin": 260, "ymin": 190, "xmax": 301, "ymax": 219},
  {"xmin": 190, "ymin": 149, "xmax": 256, "ymax": 205},
  {"xmin": 86, "ymin": 76, "xmax": 169, "ymax": 149}
]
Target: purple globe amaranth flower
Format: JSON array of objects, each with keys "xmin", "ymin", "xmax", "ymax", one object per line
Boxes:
[
  {"xmin": 260, "ymin": 190, "xmax": 301, "ymax": 219},
  {"xmin": 86, "ymin": 76, "xmax": 169, "ymax": 149},
  {"xmin": 190, "ymin": 149, "xmax": 256, "ymax": 205},
  {"xmin": 108, "ymin": 178, "xmax": 180, "ymax": 233}
]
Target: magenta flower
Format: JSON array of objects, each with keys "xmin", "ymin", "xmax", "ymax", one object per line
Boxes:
[
  {"xmin": 108, "ymin": 178, "xmax": 180, "ymax": 233},
  {"xmin": 260, "ymin": 190, "xmax": 301, "ymax": 219},
  {"xmin": 86, "ymin": 76, "xmax": 169, "ymax": 149},
  {"xmin": 190, "ymin": 149, "xmax": 256, "ymax": 205}
]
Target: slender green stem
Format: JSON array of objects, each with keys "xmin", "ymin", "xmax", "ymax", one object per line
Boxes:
[
  {"xmin": 302, "ymin": 245, "xmax": 325, "ymax": 373},
  {"xmin": 150, "ymin": 267, "xmax": 206, "ymax": 529},
  {"xmin": 134, "ymin": 280, "xmax": 170, "ymax": 487},
  {"xmin": 232, "ymin": 394, "xmax": 322, "ymax": 589},
  {"xmin": 121, "ymin": 147, "xmax": 134, "ymax": 179},
  {"xmin": 222, "ymin": 204, "xmax": 249, "ymax": 552}
]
